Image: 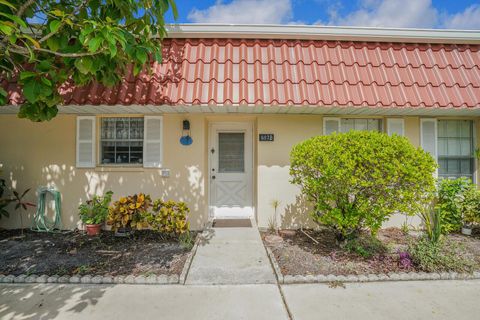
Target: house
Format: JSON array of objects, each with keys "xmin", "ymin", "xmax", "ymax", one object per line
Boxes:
[{"xmin": 1, "ymin": 24, "xmax": 479, "ymax": 230}]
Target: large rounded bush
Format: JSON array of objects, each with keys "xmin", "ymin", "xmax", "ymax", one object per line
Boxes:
[{"xmin": 290, "ymin": 130, "xmax": 437, "ymax": 240}]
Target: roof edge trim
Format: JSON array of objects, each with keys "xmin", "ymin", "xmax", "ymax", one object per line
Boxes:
[{"xmin": 164, "ymin": 24, "xmax": 480, "ymax": 44}]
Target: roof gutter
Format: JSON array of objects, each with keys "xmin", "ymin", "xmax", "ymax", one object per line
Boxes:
[{"xmin": 165, "ymin": 24, "xmax": 480, "ymax": 44}]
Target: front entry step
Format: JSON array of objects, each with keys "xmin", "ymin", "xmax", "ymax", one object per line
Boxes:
[{"xmin": 212, "ymin": 219, "xmax": 252, "ymax": 228}]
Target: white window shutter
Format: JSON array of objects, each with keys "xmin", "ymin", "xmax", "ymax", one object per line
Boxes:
[
  {"xmin": 421, "ymin": 118, "xmax": 437, "ymax": 160},
  {"xmin": 76, "ymin": 116, "xmax": 96, "ymax": 168},
  {"xmin": 323, "ymin": 117, "xmax": 340, "ymax": 135},
  {"xmin": 143, "ymin": 116, "xmax": 163, "ymax": 168},
  {"xmin": 387, "ymin": 118, "xmax": 405, "ymax": 136}
]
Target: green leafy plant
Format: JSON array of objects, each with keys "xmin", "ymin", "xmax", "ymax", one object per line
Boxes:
[
  {"xmin": 457, "ymin": 186, "xmax": 480, "ymax": 227},
  {"xmin": 143, "ymin": 200, "xmax": 189, "ymax": 235},
  {"xmin": 0, "ymin": 0, "xmax": 177, "ymax": 121},
  {"xmin": 0, "ymin": 176, "xmax": 11, "ymax": 219},
  {"xmin": 290, "ymin": 131, "xmax": 437, "ymax": 241},
  {"xmin": 179, "ymin": 231, "xmax": 195, "ymax": 250},
  {"xmin": 344, "ymin": 234, "xmax": 387, "ymax": 258},
  {"xmin": 437, "ymin": 178, "xmax": 473, "ymax": 233},
  {"xmin": 418, "ymin": 201, "xmax": 442, "ymax": 244},
  {"xmin": 78, "ymin": 191, "xmax": 113, "ymax": 225},
  {"xmin": 408, "ymin": 237, "xmax": 475, "ymax": 273},
  {"xmin": 107, "ymin": 193, "xmax": 151, "ymax": 231}
]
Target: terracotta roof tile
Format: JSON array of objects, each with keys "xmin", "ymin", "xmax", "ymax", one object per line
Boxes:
[{"xmin": 3, "ymin": 38, "xmax": 480, "ymax": 108}]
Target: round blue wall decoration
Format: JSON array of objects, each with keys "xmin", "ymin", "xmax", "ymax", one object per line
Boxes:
[{"xmin": 180, "ymin": 135, "xmax": 193, "ymax": 145}]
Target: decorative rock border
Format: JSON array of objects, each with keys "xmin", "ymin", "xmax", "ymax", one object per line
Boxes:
[
  {"xmin": 264, "ymin": 245, "xmax": 480, "ymax": 284},
  {"xmin": 0, "ymin": 273, "xmax": 181, "ymax": 285}
]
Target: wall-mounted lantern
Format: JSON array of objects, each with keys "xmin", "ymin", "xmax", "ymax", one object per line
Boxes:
[{"xmin": 180, "ymin": 120, "xmax": 193, "ymax": 145}]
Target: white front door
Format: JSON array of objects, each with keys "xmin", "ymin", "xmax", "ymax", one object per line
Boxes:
[{"xmin": 209, "ymin": 122, "xmax": 253, "ymax": 219}]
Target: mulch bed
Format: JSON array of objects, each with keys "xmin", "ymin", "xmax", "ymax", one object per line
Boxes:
[
  {"xmin": 0, "ymin": 229, "xmax": 196, "ymax": 277},
  {"xmin": 262, "ymin": 227, "xmax": 480, "ymax": 276}
]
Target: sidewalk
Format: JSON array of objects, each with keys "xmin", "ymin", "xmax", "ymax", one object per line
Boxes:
[
  {"xmin": 185, "ymin": 225, "xmax": 276, "ymax": 285},
  {"xmin": 1, "ymin": 281, "xmax": 480, "ymax": 320}
]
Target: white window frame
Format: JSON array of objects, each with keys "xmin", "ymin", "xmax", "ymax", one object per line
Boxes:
[
  {"xmin": 387, "ymin": 118, "xmax": 405, "ymax": 136},
  {"xmin": 98, "ymin": 116, "xmax": 145, "ymax": 166},
  {"xmin": 323, "ymin": 117, "xmax": 383, "ymax": 134}
]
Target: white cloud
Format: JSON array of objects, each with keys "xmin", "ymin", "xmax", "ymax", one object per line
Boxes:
[
  {"xmin": 325, "ymin": 0, "xmax": 439, "ymax": 28},
  {"xmin": 442, "ymin": 5, "xmax": 480, "ymax": 30},
  {"xmin": 187, "ymin": 0, "xmax": 292, "ymax": 24}
]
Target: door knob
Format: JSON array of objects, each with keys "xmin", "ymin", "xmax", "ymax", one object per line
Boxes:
[{"xmin": 212, "ymin": 175, "xmax": 216, "ymax": 180}]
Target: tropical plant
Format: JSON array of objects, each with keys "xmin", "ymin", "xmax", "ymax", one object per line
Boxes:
[
  {"xmin": 457, "ymin": 186, "xmax": 480, "ymax": 227},
  {"xmin": 12, "ymin": 188, "xmax": 35, "ymax": 234},
  {"xmin": 418, "ymin": 201, "xmax": 442, "ymax": 243},
  {"xmin": 0, "ymin": 0, "xmax": 177, "ymax": 121},
  {"xmin": 437, "ymin": 177, "xmax": 473, "ymax": 233},
  {"xmin": 78, "ymin": 191, "xmax": 113, "ymax": 225},
  {"xmin": 143, "ymin": 199, "xmax": 189, "ymax": 235},
  {"xmin": 107, "ymin": 193, "xmax": 151, "ymax": 231},
  {"xmin": 290, "ymin": 131, "xmax": 437, "ymax": 241},
  {"xmin": 0, "ymin": 176, "xmax": 11, "ymax": 219}
]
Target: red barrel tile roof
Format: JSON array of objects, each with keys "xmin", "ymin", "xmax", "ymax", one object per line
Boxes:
[{"xmin": 3, "ymin": 38, "xmax": 480, "ymax": 108}]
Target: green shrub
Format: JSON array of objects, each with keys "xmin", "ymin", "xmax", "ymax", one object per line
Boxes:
[
  {"xmin": 408, "ymin": 237, "xmax": 475, "ymax": 273},
  {"xmin": 437, "ymin": 178, "xmax": 473, "ymax": 233},
  {"xmin": 458, "ymin": 186, "xmax": 480, "ymax": 226},
  {"xmin": 344, "ymin": 234, "xmax": 387, "ymax": 258},
  {"xmin": 143, "ymin": 200, "xmax": 189, "ymax": 235},
  {"xmin": 78, "ymin": 191, "xmax": 113, "ymax": 225},
  {"xmin": 290, "ymin": 131, "xmax": 437, "ymax": 240}
]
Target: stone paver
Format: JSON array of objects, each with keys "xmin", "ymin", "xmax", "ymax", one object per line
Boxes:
[
  {"xmin": 186, "ymin": 226, "xmax": 276, "ymax": 285},
  {"xmin": 0, "ymin": 284, "xmax": 289, "ymax": 320},
  {"xmin": 282, "ymin": 280, "xmax": 480, "ymax": 320}
]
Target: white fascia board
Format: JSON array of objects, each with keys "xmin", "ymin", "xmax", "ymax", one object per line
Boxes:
[{"xmin": 164, "ymin": 24, "xmax": 480, "ymax": 44}]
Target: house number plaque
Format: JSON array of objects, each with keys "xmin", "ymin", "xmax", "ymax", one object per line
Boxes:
[{"xmin": 259, "ymin": 134, "xmax": 274, "ymax": 142}]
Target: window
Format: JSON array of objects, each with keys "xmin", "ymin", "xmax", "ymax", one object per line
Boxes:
[
  {"xmin": 324, "ymin": 118, "xmax": 383, "ymax": 135},
  {"xmin": 340, "ymin": 118, "xmax": 382, "ymax": 132},
  {"xmin": 218, "ymin": 132, "xmax": 245, "ymax": 173},
  {"xmin": 437, "ymin": 120, "xmax": 474, "ymax": 180},
  {"xmin": 100, "ymin": 117, "xmax": 144, "ymax": 165}
]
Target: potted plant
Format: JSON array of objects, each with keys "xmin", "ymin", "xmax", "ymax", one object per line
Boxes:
[
  {"xmin": 78, "ymin": 191, "xmax": 113, "ymax": 236},
  {"xmin": 458, "ymin": 187, "xmax": 480, "ymax": 236}
]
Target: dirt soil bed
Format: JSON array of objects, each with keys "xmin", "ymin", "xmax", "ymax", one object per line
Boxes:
[
  {"xmin": 0, "ymin": 229, "xmax": 195, "ymax": 277},
  {"xmin": 262, "ymin": 227, "xmax": 480, "ymax": 276}
]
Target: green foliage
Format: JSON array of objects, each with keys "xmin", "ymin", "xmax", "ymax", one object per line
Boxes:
[
  {"xmin": 107, "ymin": 195, "xmax": 190, "ymax": 235},
  {"xmin": 457, "ymin": 186, "xmax": 480, "ymax": 226},
  {"xmin": 179, "ymin": 231, "xmax": 195, "ymax": 250},
  {"xmin": 437, "ymin": 178, "xmax": 473, "ymax": 233},
  {"xmin": 107, "ymin": 193, "xmax": 151, "ymax": 231},
  {"xmin": 0, "ymin": 176, "xmax": 10, "ymax": 219},
  {"xmin": 78, "ymin": 191, "xmax": 113, "ymax": 225},
  {"xmin": 0, "ymin": 0, "xmax": 177, "ymax": 121},
  {"xmin": 344, "ymin": 234, "xmax": 387, "ymax": 258},
  {"xmin": 143, "ymin": 199, "xmax": 190, "ymax": 235},
  {"xmin": 290, "ymin": 131, "xmax": 437, "ymax": 240},
  {"xmin": 418, "ymin": 202, "xmax": 442, "ymax": 243},
  {"xmin": 408, "ymin": 237, "xmax": 475, "ymax": 273}
]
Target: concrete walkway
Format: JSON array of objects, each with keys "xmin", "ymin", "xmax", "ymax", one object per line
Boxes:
[
  {"xmin": 1, "ymin": 280, "xmax": 480, "ymax": 320},
  {"xmin": 185, "ymin": 225, "xmax": 276, "ymax": 285},
  {"xmin": 0, "ymin": 284, "xmax": 289, "ymax": 320}
]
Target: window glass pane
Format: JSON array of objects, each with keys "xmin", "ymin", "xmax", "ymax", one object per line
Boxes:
[
  {"xmin": 340, "ymin": 119, "xmax": 381, "ymax": 133},
  {"xmin": 101, "ymin": 117, "xmax": 144, "ymax": 165},
  {"xmin": 437, "ymin": 120, "xmax": 474, "ymax": 180},
  {"xmin": 218, "ymin": 132, "xmax": 245, "ymax": 173}
]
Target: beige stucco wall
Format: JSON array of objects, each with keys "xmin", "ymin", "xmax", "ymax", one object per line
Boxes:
[
  {"xmin": 1, "ymin": 113, "xmax": 478, "ymax": 231},
  {"xmin": 0, "ymin": 114, "xmax": 209, "ymax": 230}
]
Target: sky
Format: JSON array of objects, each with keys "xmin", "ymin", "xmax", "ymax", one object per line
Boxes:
[{"xmin": 164, "ymin": 0, "xmax": 480, "ymax": 29}]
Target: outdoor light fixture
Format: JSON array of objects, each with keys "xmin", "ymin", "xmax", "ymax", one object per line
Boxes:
[{"xmin": 180, "ymin": 120, "xmax": 193, "ymax": 145}]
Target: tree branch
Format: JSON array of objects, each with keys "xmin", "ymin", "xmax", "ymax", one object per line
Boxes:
[{"xmin": 17, "ymin": 0, "xmax": 36, "ymax": 17}]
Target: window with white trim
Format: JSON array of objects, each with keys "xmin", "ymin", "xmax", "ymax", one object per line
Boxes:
[
  {"xmin": 100, "ymin": 117, "xmax": 144, "ymax": 165},
  {"xmin": 437, "ymin": 120, "xmax": 475, "ymax": 180}
]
